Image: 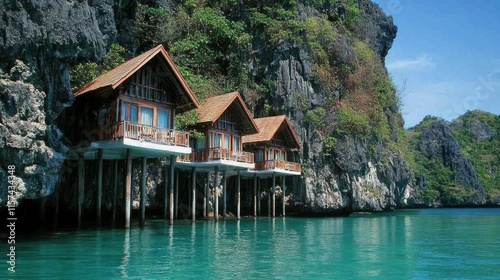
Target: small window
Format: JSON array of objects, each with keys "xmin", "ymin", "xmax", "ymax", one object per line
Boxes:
[
  {"xmin": 255, "ymin": 149, "xmax": 264, "ymax": 162},
  {"xmin": 196, "ymin": 138, "xmax": 206, "ymax": 149},
  {"xmin": 140, "ymin": 107, "xmax": 153, "ymax": 126},
  {"xmin": 224, "ymin": 135, "xmax": 230, "ymax": 149},
  {"xmin": 157, "ymin": 109, "xmax": 170, "ymax": 129},
  {"xmin": 210, "ymin": 132, "xmax": 222, "ymax": 148},
  {"xmin": 121, "ymin": 102, "xmax": 126, "ymax": 121},
  {"xmin": 121, "ymin": 101, "xmax": 138, "ymax": 124},
  {"xmin": 233, "ymin": 136, "xmax": 240, "ymax": 151},
  {"xmin": 130, "ymin": 105, "xmax": 138, "ymax": 124}
]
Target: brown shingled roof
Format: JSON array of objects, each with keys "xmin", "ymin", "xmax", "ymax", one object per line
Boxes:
[
  {"xmin": 242, "ymin": 115, "xmax": 301, "ymax": 149},
  {"xmin": 73, "ymin": 44, "xmax": 199, "ymax": 110},
  {"xmin": 197, "ymin": 91, "xmax": 258, "ymax": 135}
]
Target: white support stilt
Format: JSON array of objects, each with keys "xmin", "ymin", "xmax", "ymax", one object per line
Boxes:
[
  {"xmin": 191, "ymin": 167, "xmax": 197, "ymax": 222},
  {"xmin": 139, "ymin": 157, "xmax": 147, "ymax": 227},
  {"xmin": 222, "ymin": 170, "xmax": 227, "ymax": 219},
  {"xmin": 272, "ymin": 173, "xmax": 276, "ymax": 218},
  {"xmin": 164, "ymin": 163, "xmax": 168, "ymax": 220},
  {"xmin": 214, "ymin": 166, "xmax": 220, "ymax": 221},
  {"xmin": 169, "ymin": 156, "xmax": 175, "ymax": 225},
  {"xmin": 253, "ymin": 174, "xmax": 257, "ymax": 217},
  {"xmin": 175, "ymin": 169, "xmax": 179, "ymax": 219},
  {"xmin": 282, "ymin": 176, "xmax": 286, "ymax": 217},
  {"xmin": 237, "ymin": 170, "xmax": 241, "ymax": 220},
  {"xmin": 125, "ymin": 149, "xmax": 132, "ymax": 229}
]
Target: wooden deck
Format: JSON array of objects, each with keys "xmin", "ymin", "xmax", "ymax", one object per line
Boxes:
[
  {"xmin": 254, "ymin": 160, "xmax": 301, "ymax": 172},
  {"xmin": 177, "ymin": 147, "xmax": 254, "ymax": 163},
  {"xmin": 101, "ymin": 121, "xmax": 190, "ymax": 147}
]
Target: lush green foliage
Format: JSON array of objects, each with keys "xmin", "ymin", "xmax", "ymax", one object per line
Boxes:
[
  {"xmin": 102, "ymin": 43, "xmax": 125, "ymax": 70},
  {"xmin": 70, "ymin": 43, "xmax": 126, "ymax": 89},
  {"xmin": 70, "ymin": 62, "xmax": 98, "ymax": 89},
  {"xmin": 451, "ymin": 111, "xmax": 500, "ymax": 202},
  {"xmin": 134, "ymin": 4, "xmax": 171, "ymax": 47},
  {"xmin": 175, "ymin": 110, "xmax": 204, "ymax": 139},
  {"xmin": 408, "ymin": 112, "xmax": 500, "ymax": 204}
]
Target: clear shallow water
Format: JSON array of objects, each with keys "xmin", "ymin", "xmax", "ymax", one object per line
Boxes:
[{"xmin": 3, "ymin": 208, "xmax": 500, "ymax": 279}]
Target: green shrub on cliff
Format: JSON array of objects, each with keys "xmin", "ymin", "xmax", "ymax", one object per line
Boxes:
[
  {"xmin": 70, "ymin": 43, "xmax": 126, "ymax": 89},
  {"xmin": 451, "ymin": 111, "xmax": 500, "ymax": 203}
]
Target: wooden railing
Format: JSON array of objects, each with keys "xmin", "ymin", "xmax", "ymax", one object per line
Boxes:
[
  {"xmin": 177, "ymin": 148, "xmax": 254, "ymax": 163},
  {"xmin": 254, "ymin": 160, "xmax": 301, "ymax": 172},
  {"xmin": 102, "ymin": 121, "xmax": 189, "ymax": 147}
]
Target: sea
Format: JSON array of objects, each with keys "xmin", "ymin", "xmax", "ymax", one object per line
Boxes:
[{"xmin": 3, "ymin": 208, "xmax": 500, "ymax": 279}]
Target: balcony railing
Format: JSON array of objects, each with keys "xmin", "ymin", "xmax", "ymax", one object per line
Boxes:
[
  {"xmin": 102, "ymin": 121, "xmax": 189, "ymax": 147},
  {"xmin": 177, "ymin": 148, "xmax": 254, "ymax": 164},
  {"xmin": 254, "ymin": 160, "xmax": 301, "ymax": 172}
]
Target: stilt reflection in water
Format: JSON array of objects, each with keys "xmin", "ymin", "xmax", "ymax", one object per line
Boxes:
[{"xmin": 119, "ymin": 230, "xmax": 130, "ymax": 278}]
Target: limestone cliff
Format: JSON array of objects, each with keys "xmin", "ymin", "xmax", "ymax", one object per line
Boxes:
[
  {"xmin": 0, "ymin": 0, "xmax": 115, "ymax": 205},
  {"xmin": 409, "ymin": 112, "xmax": 499, "ymax": 206},
  {"xmin": 0, "ymin": 0, "xmax": 414, "ymax": 215}
]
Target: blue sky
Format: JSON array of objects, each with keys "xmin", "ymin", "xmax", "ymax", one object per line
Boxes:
[{"xmin": 372, "ymin": 0, "xmax": 500, "ymax": 128}]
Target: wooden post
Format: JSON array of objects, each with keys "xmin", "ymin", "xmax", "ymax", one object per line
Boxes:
[
  {"xmin": 112, "ymin": 160, "xmax": 118, "ymax": 227},
  {"xmin": 188, "ymin": 173, "xmax": 192, "ymax": 218},
  {"xmin": 164, "ymin": 162, "xmax": 168, "ymax": 220},
  {"xmin": 203, "ymin": 173, "xmax": 208, "ymax": 219},
  {"xmin": 78, "ymin": 154, "xmax": 85, "ymax": 229},
  {"xmin": 222, "ymin": 170, "xmax": 227, "ymax": 219},
  {"xmin": 191, "ymin": 167, "xmax": 196, "ymax": 222},
  {"xmin": 214, "ymin": 166, "xmax": 219, "ymax": 221},
  {"xmin": 175, "ymin": 169, "xmax": 179, "ymax": 219},
  {"xmin": 257, "ymin": 178, "xmax": 261, "ymax": 216},
  {"xmin": 125, "ymin": 149, "xmax": 132, "ymax": 229},
  {"xmin": 237, "ymin": 170, "xmax": 241, "ymax": 220},
  {"xmin": 97, "ymin": 149, "xmax": 103, "ymax": 226},
  {"xmin": 130, "ymin": 162, "xmax": 134, "ymax": 217},
  {"xmin": 139, "ymin": 157, "xmax": 147, "ymax": 227},
  {"xmin": 253, "ymin": 174, "xmax": 257, "ymax": 217},
  {"xmin": 267, "ymin": 188, "xmax": 271, "ymax": 217},
  {"xmin": 282, "ymin": 176, "xmax": 286, "ymax": 217},
  {"xmin": 169, "ymin": 156, "xmax": 175, "ymax": 225},
  {"xmin": 272, "ymin": 173, "xmax": 276, "ymax": 217}
]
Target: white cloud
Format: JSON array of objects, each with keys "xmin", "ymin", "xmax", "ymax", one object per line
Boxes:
[{"xmin": 387, "ymin": 54, "xmax": 435, "ymax": 70}]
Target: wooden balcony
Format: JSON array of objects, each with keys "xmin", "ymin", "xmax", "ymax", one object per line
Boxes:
[
  {"xmin": 254, "ymin": 160, "xmax": 301, "ymax": 172},
  {"xmin": 102, "ymin": 121, "xmax": 189, "ymax": 147},
  {"xmin": 177, "ymin": 148, "xmax": 254, "ymax": 163}
]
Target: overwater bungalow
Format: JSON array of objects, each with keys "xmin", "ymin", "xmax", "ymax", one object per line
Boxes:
[
  {"xmin": 61, "ymin": 44, "xmax": 199, "ymax": 228},
  {"xmin": 176, "ymin": 91, "xmax": 259, "ymax": 220},
  {"xmin": 242, "ymin": 115, "xmax": 301, "ymax": 217}
]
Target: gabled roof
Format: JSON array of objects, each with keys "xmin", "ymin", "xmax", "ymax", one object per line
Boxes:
[
  {"xmin": 197, "ymin": 91, "xmax": 258, "ymax": 135},
  {"xmin": 74, "ymin": 44, "xmax": 199, "ymax": 111},
  {"xmin": 242, "ymin": 115, "xmax": 301, "ymax": 149}
]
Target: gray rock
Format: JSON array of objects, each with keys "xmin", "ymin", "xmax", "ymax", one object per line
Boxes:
[
  {"xmin": 417, "ymin": 120, "xmax": 485, "ymax": 204},
  {"xmin": 0, "ymin": 0, "xmax": 115, "ymax": 205}
]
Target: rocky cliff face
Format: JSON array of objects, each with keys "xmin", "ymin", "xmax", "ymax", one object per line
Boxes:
[
  {"xmin": 247, "ymin": 1, "xmax": 411, "ymax": 213},
  {"xmin": 1, "ymin": 0, "xmax": 414, "ymax": 215},
  {"xmin": 418, "ymin": 121, "xmax": 483, "ymax": 196},
  {"xmin": 0, "ymin": 0, "xmax": 116, "ymax": 205},
  {"xmin": 408, "ymin": 117, "xmax": 488, "ymax": 206}
]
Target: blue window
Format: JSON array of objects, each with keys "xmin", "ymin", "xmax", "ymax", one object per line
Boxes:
[{"xmin": 157, "ymin": 109, "xmax": 170, "ymax": 129}]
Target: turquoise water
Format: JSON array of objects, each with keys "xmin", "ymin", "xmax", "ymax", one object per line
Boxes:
[{"xmin": 3, "ymin": 208, "xmax": 500, "ymax": 279}]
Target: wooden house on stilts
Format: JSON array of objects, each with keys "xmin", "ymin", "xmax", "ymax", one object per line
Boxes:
[
  {"xmin": 62, "ymin": 45, "xmax": 199, "ymax": 228},
  {"xmin": 176, "ymin": 91, "xmax": 259, "ymax": 221},
  {"xmin": 242, "ymin": 116, "xmax": 301, "ymax": 217}
]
